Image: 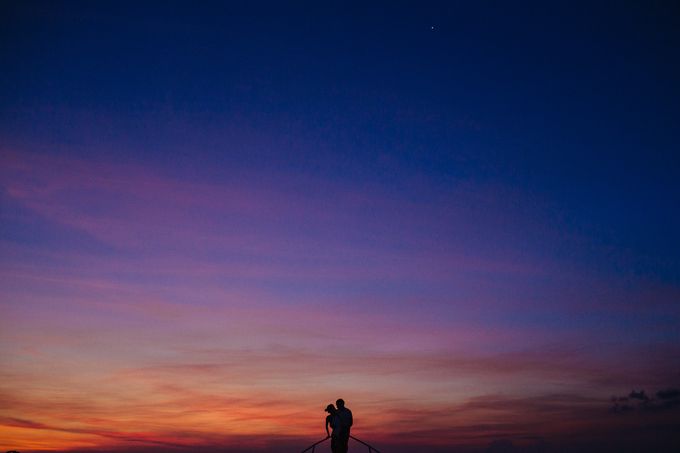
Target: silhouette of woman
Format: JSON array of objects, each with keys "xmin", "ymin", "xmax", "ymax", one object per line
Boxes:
[{"xmin": 325, "ymin": 403, "xmax": 341, "ymax": 453}]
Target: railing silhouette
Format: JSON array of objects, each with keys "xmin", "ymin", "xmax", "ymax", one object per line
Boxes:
[{"xmin": 300, "ymin": 435, "xmax": 381, "ymax": 453}]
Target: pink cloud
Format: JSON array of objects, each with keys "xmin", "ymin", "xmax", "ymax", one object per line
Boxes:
[
  {"xmin": 3, "ymin": 149, "xmax": 679, "ymax": 452},
  {"xmin": 1, "ymin": 149, "xmax": 557, "ymax": 279}
]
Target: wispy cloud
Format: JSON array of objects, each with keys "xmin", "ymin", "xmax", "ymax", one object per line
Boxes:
[{"xmin": 2, "ymin": 150, "xmax": 680, "ymax": 451}]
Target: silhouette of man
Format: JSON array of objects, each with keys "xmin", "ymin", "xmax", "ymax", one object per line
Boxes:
[{"xmin": 336, "ymin": 398, "xmax": 353, "ymax": 453}]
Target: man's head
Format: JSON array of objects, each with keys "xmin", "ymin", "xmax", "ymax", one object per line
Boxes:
[{"xmin": 336, "ymin": 398, "xmax": 345, "ymax": 409}]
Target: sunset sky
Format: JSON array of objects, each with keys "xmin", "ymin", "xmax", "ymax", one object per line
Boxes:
[{"xmin": 1, "ymin": 1, "xmax": 679, "ymax": 452}]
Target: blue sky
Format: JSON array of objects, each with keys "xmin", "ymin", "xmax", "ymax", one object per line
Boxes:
[{"xmin": 1, "ymin": 2, "xmax": 680, "ymax": 451}]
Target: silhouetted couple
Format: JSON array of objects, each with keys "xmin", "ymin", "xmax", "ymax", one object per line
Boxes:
[{"xmin": 325, "ymin": 398, "xmax": 353, "ymax": 453}]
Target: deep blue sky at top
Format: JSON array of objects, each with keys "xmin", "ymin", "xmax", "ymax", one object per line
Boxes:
[{"xmin": 1, "ymin": 1, "xmax": 679, "ymax": 282}]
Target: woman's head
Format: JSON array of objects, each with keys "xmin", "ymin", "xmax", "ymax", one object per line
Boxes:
[{"xmin": 325, "ymin": 404, "xmax": 336, "ymax": 414}]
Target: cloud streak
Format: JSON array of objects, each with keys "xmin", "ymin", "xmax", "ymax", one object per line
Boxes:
[{"xmin": 2, "ymin": 149, "xmax": 680, "ymax": 451}]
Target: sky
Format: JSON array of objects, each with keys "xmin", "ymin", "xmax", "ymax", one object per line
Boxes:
[{"xmin": 1, "ymin": 1, "xmax": 680, "ymax": 452}]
